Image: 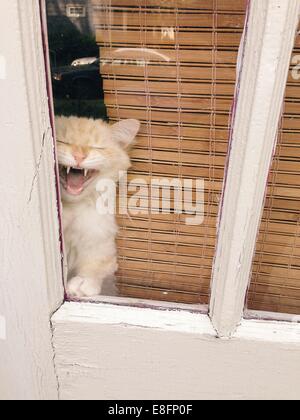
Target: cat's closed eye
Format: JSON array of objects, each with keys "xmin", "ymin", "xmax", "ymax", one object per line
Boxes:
[{"xmin": 57, "ymin": 140, "xmax": 106, "ymax": 151}]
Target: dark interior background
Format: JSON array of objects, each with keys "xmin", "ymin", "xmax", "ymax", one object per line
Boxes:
[{"xmin": 46, "ymin": 0, "xmax": 107, "ymax": 119}]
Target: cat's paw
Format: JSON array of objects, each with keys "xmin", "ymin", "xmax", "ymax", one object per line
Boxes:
[{"xmin": 67, "ymin": 277, "xmax": 102, "ymax": 298}]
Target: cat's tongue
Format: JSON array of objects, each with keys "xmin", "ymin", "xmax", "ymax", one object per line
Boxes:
[{"xmin": 66, "ymin": 171, "xmax": 85, "ymax": 195}]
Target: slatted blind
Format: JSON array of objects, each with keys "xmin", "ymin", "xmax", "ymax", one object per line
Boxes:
[
  {"xmin": 248, "ymin": 25, "xmax": 300, "ymax": 315},
  {"xmin": 93, "ymin": 0, "xmax": 247, "ymax": 304}
]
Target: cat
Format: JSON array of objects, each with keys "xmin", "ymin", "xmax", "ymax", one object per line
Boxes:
[{"xmin": 55, "ymin": 116, "xmax": 140, "ymax": 298}]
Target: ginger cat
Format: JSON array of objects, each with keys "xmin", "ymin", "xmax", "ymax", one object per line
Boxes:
[{"xmin": 55, "ymin": 116, "xmax": 140, "ymax": 298}]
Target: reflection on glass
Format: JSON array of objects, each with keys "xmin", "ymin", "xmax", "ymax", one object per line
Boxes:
[{"xmin": 47, "ymin": 0, "xmax": 107, "ymax": 119}]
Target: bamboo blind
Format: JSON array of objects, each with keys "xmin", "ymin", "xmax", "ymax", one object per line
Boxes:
[
  {"xmin": 93, "ymin": 0, "xmax": 247, "ymax": 304},
  {"xmin": 248, "ymin": 26, "xmax": 300, "ymax": 315}
]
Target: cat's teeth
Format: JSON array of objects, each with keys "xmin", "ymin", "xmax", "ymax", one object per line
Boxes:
[
  {"xmin": 67, "ymin": 167, "xmax": 71, "ymax": 175},
  {"xmin": 84, "ymin": 169, "xmax": 88, "ymax": 177}
]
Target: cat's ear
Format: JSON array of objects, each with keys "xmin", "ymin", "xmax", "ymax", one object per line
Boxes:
[{"xmin": 111, "ymin": 119, "xmax": 140, "ymax": 149}]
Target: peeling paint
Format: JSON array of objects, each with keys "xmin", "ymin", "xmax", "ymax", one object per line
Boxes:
[{"xmin": 28, "ymin": 131, "xmax": 47, "ymax": 203}]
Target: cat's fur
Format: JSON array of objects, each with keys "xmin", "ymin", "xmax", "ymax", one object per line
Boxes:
[{"xmin": 55, "ymin": 116, "xmax": 140, "ymax": 298}]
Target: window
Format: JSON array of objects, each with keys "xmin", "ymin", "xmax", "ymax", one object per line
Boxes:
[
  {"xmin": 248, "ymin": 23, "xmax": 300, "ymax": 316},
  {"xmin": 45, "ymin": 0, "xmax": 300, "ymax": 321},
  {"xmin": 47, "ymin": 0, "xmax": 247, "ymax": 307},
  {"xmin": 66, "ymin": 5, "xmax": 86, "ymax": 18},
  {"xmin": 46, "ymin": 0, "xmax": 300, "ymax": 319}
]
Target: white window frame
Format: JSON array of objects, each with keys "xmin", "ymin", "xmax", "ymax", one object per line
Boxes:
[{"xmin": 1, "ymin": 0, "xmax": 300, "ymax": 400}]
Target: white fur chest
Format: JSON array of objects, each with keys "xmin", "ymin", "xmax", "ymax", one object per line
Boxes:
[{"xmin": 62, "ymin": 196, "xmax": 118, "ymax": 269}]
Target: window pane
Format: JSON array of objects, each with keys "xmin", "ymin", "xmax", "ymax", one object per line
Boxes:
[
  {"xmin": 46, "ymin": 0, "xmax": 247, "ymax": 305},
  {"xmin": 47, "ymin": 1, "xmax": 106, "ymax": 119},
  {"xmin": 248, "ymin": 23, "xmax": 300, "ymax": 315}
]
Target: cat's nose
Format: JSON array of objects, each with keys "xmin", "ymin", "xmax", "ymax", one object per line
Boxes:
[{"xmin": 73, "ymin": 151, "xmax": 86, "ymax": 166}]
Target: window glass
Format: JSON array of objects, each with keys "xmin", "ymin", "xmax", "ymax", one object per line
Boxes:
[
  {"xmin": 248, "ymin": 24, "xmax": 300, "ymax": 315},
  {"xmin": 46, "ymin": 0, "xmax": 247, "ymax": 305}
]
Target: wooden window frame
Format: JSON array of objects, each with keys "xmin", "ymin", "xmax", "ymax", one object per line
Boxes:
[{"xmin": 1, "ymin": 0, "xmax": 300, "ymax": 400}]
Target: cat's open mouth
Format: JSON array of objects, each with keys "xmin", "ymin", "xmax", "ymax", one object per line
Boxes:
[{"xmin": 59, "ymin": 166, "xmax": 99, "ymax": 196}]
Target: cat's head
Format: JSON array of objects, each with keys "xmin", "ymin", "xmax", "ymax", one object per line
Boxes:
[{"xmin": 55, "ymin": 116, "xmax": 140, "ymax": 202}]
